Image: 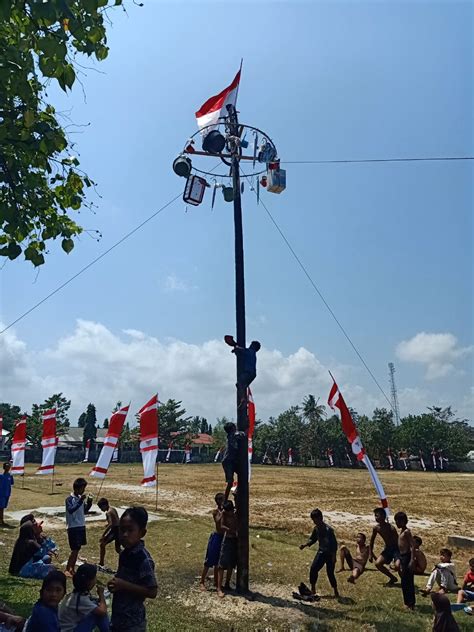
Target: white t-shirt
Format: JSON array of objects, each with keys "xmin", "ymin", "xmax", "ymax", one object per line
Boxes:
[{"xmin": 58, "ymin": 592, "xmax": 98, "ymax": 632}]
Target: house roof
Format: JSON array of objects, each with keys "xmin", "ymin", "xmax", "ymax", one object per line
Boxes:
[
  {"xmin": 59, "ymin": 427, "xmax": 108, "ymax": 444},
  {"xmin": 168, "ymin": 432, "xmax": 214, "ymax": 446}
]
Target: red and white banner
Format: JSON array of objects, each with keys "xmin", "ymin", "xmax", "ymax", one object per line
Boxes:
[
  {"xmin": 214, "ymin": 447, "xmax": 222, "ymax": 462},
  {"xmin": 419, "ymin": 450, "xmax": 426, "ymax": 472},
  {"xmin": 387, "ymin": 448, "xmax": 394, "ymax": 470},
  {"xmin": 0, "ymin": 416, "xmax": 3, "ymax": 436},
  {"xmin": 288, "ymin": 447, "xmax": 293, "ymax": 466},
  {"xmin": 195, "ymin": 69, "xmax": 241, "ymax": 131},
  {"xmin": 83, "ymin": 439, "xmax": 91, "ymax": 463},
  {"xmin": 326, "ymin": 448, "xmax": 334, "ymax": 467},
  {"xmin": 328, "ymin": 377, "xmax": 389, "ymax": 514},
  {"xmin": 184, "ymin": 444, "xmax": 191, "ymax": 464},
  {"xmin": 90, "ymin": 405, "xmax": 129, "ymax": 479},
  {"xmin": 36, "ymin": 409, "xmax": 57, "ymax": 475},
  {"xmin": 139, "ymin": 395, "xmax": 158, "ymax": 486},
  {"xmin": 247, "ymin": 388, "xmax": 256, "ymax": 480},
  {"xmin": 11, "ymin": 417, "xmax": 27, "ymax": 475},
  {"xmin": 165, "ymin": 442, "xmax": 172, "ymax": 463}
]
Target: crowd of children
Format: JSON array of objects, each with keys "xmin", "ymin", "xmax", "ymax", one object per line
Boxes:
[{"xmin": 1, "ymin": 474, "xmax": 157, "ymax": 632}]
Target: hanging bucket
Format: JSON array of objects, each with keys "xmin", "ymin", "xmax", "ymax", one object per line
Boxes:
[
  {"xmin": 222, "ymin": 186, "xmax": 234, "ymax": 202},
  {"xmin": 202, "ymin": 130, "xmax": 226, "ymax": 154}
]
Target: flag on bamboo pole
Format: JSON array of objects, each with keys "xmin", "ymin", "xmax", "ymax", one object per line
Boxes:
[
  {"xmin": 90, "ymin": 404, "xmax": 129, "ymax": 479},
  {"xmin": 184, "ymin": 444, "xmax": 191, "ymax": 463},
  {"xmin": 288, "ymin": 447, "xmax": 293, "ymax": 465},
  {"xmin": 36, "ymin": 409, "xmax": 57, "ymax": 475},
  {"xmin": 165, "ymin": 442, "xmax": 172, "ymax": 463},
  {"xmin": 0, "ymin": 416, "xmax": 2, "ymax": 435},
  {"xmin": 11, "ymin": 417, "xmax": 27, "ymax": 475},
  {"xmin": 83, "ymin": 439, "xmax": 91, "ymax": 463},
  {"xmin": 195, "ymin": 68, "xmax": 241, "ymax": 131},
  {"xmin": 328, "ymin": 377, "xmax": 389, "ymax": 514},
  {"xmin": 214, "ymin": 447, "xmax": 222, "ymax": 462},
  {"xmin": 139, "ymin": 395, "xmax": 158, "ymax": 486}
]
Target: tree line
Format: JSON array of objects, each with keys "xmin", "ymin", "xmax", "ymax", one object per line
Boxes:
[{"xmin": 0, "ymin": 394, "xmax": 472, "ymax": 462}]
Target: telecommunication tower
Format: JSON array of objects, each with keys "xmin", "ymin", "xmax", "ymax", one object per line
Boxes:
[{"xmin": 388, "ymin": 362, "xmax": 401, "ymax": 426}]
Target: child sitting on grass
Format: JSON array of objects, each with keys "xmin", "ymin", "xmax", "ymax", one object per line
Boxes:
[
  {"xmin": 422, "ymin": 549, "xmax": 458, "ymax": 595},
  {"xmin": 217, "ymin": 500, "xmax": 238, "ymax": 598},
  {"xmin": 98, "ymin": 498, "xmax": 121, "ymax": 570},
  {"xmin": 59, "ymin": 563, "xmax": 109, "ymax": 632},
  {"xmin": 107, "ymin": 507, "xmax": 157, "ymax": 632},
  {"xmin": 338, "ymin": 532, "xmax": 369, "ymax": 583},
  {"xmin": 199, "ymin": 492, "xmax": 225, "ymax": 591},
  {"xmin": 8, "ymin": 520, "xmax": 56, "ymax": 579},
  {"xmin": 413, "ymin": 536, "xmax": 427, "ymax": 575},
  {"xmin": 456, "ymin": 557, "xmax": 474, "ymax": 606},
  {"xmin": 23, "ymin": 570, "xmax": 67, "ymax": 631},
  {"xmin": 431, "ymin": 592, "xmax": 460, "ymax": 632}
]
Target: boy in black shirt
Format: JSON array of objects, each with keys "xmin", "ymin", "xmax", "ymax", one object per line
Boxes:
[
  {"xmin": 222, "ymin": 422, "xmax": 245, "ymax": 500},
  {"xmin": 108, "ymin": 507, "xmax": 157, "ymax": 632},
  {"xmin": 300, "ymin": 508, "xmax": 339, "ymax": 598}
]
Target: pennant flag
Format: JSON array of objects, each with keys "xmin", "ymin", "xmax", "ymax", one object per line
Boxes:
[
  {"xmin": 184, "ymin": 444, "xmax": 191, "ymax": 464},
  {"xmin": 36, "ymin": 409, "xmax": 57, "ymax": 475},
  {"xmin": 328, "ymin": 377, "xmax": 389, "ymax": 514},
  {"xmin": 165, "ymin": 442, "xmax": 172, "ymax": 463},
  {"xmin": 288, "ymin": 447, "xmax": 293, "ymax": 466},
  {"xmin": 0, "ymin": 416, "xmax": 3, "ymax": 436},
  {"xmin": 387, "ymin": 447, "xmax": 394, "ymax": 470},
  {"xmin": 11, "ymin": 417, "xmax": 27, "ymax": 475},
  {"xmin": 214, "ymin": 447, "xmax": 222, "ymax": 462},
  {"xmin": 247, "ymin": 388, "xmax": 256, "ymax": 480},
  {"xmin": 139, "ymin": 395, "xmax": 158, "ymax": 486},
  {"xmin": 90, "ymin": 405, "xmax": 129, "ymax": 479},
  {"xmin": 195, "ymin": 69, "xmax": 241, "ymax": 131},
  {"xmin": 83, "ymin": 439, "xmax": 91, "ymax": 463},
  {"xmin": 326, "ymin": 448, "xmax": 334, "ymax": 467},
  {"xmin": 112, "ymin": 447, "xmax": 119, "ymax": 462},
  {"xmin": 419, "ymin": 450, "xmax": 426, "ymax": 472}
]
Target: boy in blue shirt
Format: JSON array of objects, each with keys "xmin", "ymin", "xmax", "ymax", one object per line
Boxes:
[
  {"xmin": 0, "ymin": 462, "xmax": 14, "ymax": 526},
  {"xmin": 24, "ymin": 570, "xmax": 67, "ymax": 631}
]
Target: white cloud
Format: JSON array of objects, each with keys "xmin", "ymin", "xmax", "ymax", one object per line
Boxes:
[
  {"xmin": 163, "ymin": 274, "xmax": 197, "ymax": 292},
  {"xmin": 396, "ymin": 332, "xmax": 472, "ymax": 380},
  {"xmin": 0, "ymin": 321, "xmax": 470, "ymax": 425}
]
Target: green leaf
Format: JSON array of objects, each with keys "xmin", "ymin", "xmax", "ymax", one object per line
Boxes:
[
  {"xmin": 24, "ymin": 246, "xmax": 45, "ymax": 266},
  {"xmin": 95, "ymin": 45, "xmax": 109, "ymax": 61},
  {"xmin": 38, "ymin": 55, "xmax": 62, "ymax": 78},
  {"xmin": 24, "ymin": 110, "xmax": 35, "ymax": 127},
  {"xmin": 0, "ymin": 0, "xmax": 11, "ymax": 20},
  {"xmin": 7, "ymin": 242, "xmax": 22, "ymax": 260},
  {"xmin": 62, "ymin": 238, "xmax": 74, "ymax": 254},
  {"xmin": 62, "ymin": 64, "xmax": 76, "ymax": 89}
]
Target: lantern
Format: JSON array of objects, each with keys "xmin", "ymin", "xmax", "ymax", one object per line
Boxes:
[
  {"xmin": 173, "ymin": 155, "xmax": 192, "ymax": 178},
  {"xmin": 183, "ymin": 175, "xmax": 207, "ymax": 206},
  {"xmin": 202, "ymin": 130, "xmax": 226, "ymax": 154}
]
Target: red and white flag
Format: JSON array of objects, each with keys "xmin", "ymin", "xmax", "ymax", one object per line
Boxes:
[
  {"xmin": 247, "ymin": 388, "xmax": 256, "ymax": 480},
  {"xmin": 90, "ymin": 404, "xmax": 129, "ymax": 479},
  {"xmin": 195, "ymin": 69, "xmax": 241, "ymax": 131},
  {"xmin": 165, "ymin": 442, "xmax": 172, "ymax": 463},
  {"xmin": 11, "ymin": 417, "xmax": 27, "ymax": 475},
  {"xmin": 214, "ymin": 447, "xmax": 222, "ymax": 462},
  {"xmin": 83, "ymin": 439, "xmax": 91, "ymax": 463},
  {"xmin": 184, "ymin": 444, "xmax": 191, "ymax": 463},
  {"xmin": 36, "ymin": 409, "xmax": 57, "ymax": 475},
  {"xmin": 288, "ymin": 447, "xmax": 293, "ymax": 466},
  {"xmin": 139, "ymin": 395, "xmax": 158, "ymax": 486},
  {"xmin": 328, "ymin": 377, "xmax": 389, "ymax": 514},
  {"xmin": 0, "ymin": 416, "xmax": 3, "ymax": 436}
]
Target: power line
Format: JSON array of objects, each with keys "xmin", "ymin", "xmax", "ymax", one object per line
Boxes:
[
  {"xmin": 282, "ymin": 156, "xmax": 474, "ymax": 165},
  {"xmin": 240, "ymin": 166, "xmax": 394, "ymax": 411},
  {"xmin": 0, "ymin": 192, "xmax": 182, "ymax": 336}
]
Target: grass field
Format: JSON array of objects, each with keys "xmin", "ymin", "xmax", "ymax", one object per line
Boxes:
[{"xmin": 1, "ymin": 463, "xmax": 473, "ymax": 631}]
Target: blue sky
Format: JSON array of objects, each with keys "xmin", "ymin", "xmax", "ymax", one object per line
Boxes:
[{"xmin": 0, "ymin": 1, "xmax": 472, "ymax": 425}]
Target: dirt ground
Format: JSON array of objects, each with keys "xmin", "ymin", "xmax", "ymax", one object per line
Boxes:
[{"xmin": 1, "ymin": 463, "xmax": 473, "ymax": 631}]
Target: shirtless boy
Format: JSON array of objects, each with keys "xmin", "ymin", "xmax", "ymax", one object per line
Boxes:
[
  {"xmin": 217, "ymin": 500, "xmax": 238, "ymax": 598},
  {"xmin": 394, "ymin": 511, "xmax": 416, "ymax": 610},
  {"xmin": 97, "ymin": 497, "xmax": 121, "ymax": 568},
  {"xmin": 369, "ymin": 507, "xmax": 399, "ymax": 585},
  {"xmin": 338, "ymin": 533, "xmax": 369, "ymax": 584}
]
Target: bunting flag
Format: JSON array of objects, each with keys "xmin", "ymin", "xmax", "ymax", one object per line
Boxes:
[
  {"xmin": 112, "ymin": 447, "xmax": 119, "ymax": 463},
  {"xmin": 184, "ymin": 444, "xmax": 191, "ymax": 464},
  {"xmin": 288, "ymin": 447, "xmax": 293, "ymax": 466},
  {"xmin": 11, "ymin": 417, "xmax": 27, "ymax": 475},
  {"xmin": 439, "ymin": 450, "xmax": 444, "ymax": 471},
  {"xmin": 83, "ymin": 439, "xmax": 91, "ymax": 463},
  {"xmin": 431, "ymin": 448, "xmax": 437, "ymax": 470},
  {"xmin": 214, "ymin": 447, "xmax": 222, "ymax": 462},
  {"xmin": 387, "ymin": 448, "xmax": 394, "ymax": 470},
  {"xmin": 195, "ymin": 68, "xmax": 241, "ymax": 131},
  {"xmin": 328, "ymin": 377, "xmax": 389, "ymax": 514},
  {"xmin": 165, "ymin": 442, "xmax": 172, "ymax": 463},
  {"xmin": 36, "ymin": 409, "xmax": 57, "ymax": 475},
  {"xmin": 247, "ymin": 387, "xmax": 256, "ymax": 479},
  {"xmin": 139, "ymin": 395, "xmax": 158, "ymax": 486},
  {"xmin": 90, "ymin": 404, "xmax": 129, "ymax": 479},
  {"xmin": 419, "ymin": 450, "xmax": 426, "ymax": 472},
  {"xmin": 326, "ymin": 448, "xmax": 334, "ymax": 467},
  {"xmin": 0, "ymin": 416, "xmax": 3, "ymax": 436}
]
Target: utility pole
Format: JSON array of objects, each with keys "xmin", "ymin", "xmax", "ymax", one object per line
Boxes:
[{"xmin": 226, "ymin": 103, "xmax": 249, "ymax": 593}]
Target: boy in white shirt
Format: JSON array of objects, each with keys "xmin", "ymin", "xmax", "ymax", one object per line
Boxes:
[{"xmin": 421, "ymin": 548, "xmax": 458, "ymax": 595}]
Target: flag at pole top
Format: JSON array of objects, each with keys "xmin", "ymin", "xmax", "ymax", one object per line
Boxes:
[
  {"xmin": 195, "ymin": 68, "xmax": 241, "ymax": 132},
  {"xmin": 90, "ymin": 404, "xmax": 130, "ymax": 479}
]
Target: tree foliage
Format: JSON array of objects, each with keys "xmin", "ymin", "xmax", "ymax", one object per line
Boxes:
[
  {"xmin": 158, "ymin": 399, "xmax": 191, "ymax": 446},
  {"xmin": 26, "ymin": 392, "xmax": 71, "ymax": 446},
  {"xmin": 0, "ymin": 0, "xmax": 123, "ymax": 266},
  {"xmin": 0, "ymin": 402, "xmax": 23, "ymax": 431},
  {"xmin": 82, "ymin": 402, "xmax": 97, "ymax": 447}
]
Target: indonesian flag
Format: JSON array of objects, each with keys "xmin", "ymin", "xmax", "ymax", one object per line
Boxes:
[
  {"xmin": 248, "ymin": 388, "xmax": 256, "ymax": 480},
  {"xmin": 11, "ymin": 417, "xmax": 27, "ymax": 475},
  {"xmin": 214, "ymin": 447, "xmax": 222, "ymax": 462},
  {"xmin": 83, "ymin": 439, "xmax": 91, "ymax": 463},
  {"xmin": 36, "ymin": 409, "xmax": 57, "ymax": 475},
  {"xmin": 112, "ymin": 447, "xmax": 119, "ymax": 462},
  {"xmin": 387, "ymin": 448, "xmax": 394, "ymax": 469},
  {"xmin": 328, "ymin": 377, "xmax": 389, "ymax": 514},
  {"xmin": 90, "ymin": 405, "xmax": 129, "ymax": 479},
  {"xmin": 326, "ymin": 448, "xmax": 334, "ymax": 467},
  {"xmin": 0, "ymin": 416, "xmax": 2, "ymax": 436},
  {"xmin": 139, "ymin": 395, "xmax": 158, "ymax": 486},
  {"xmin": 165, "ymin": 442, "xmax": 172, "ymax": 463},
  {"xmin": 195, "ymin": 69, "xmax": 241, "ymax": 131},
  {"xmin": 288, "ymin": 447, "xmax": 293, "ymax": 466}
]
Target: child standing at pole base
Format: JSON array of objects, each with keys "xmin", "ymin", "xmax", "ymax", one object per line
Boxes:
[
  {"xmin": 199, "ymin": 493, "xmax": 225, "ymax": 591},
  {"xmin": 65, "ymin": 478, "xmax": 92, "ymax": 576},
  {"xmin": 221, "ymin": 422, "xmax": 245, "ymax": 501},
  {"xmin": 299, "ymin": 509, "xmax": 339, "ymax": 598},
  {"xmin": 217, "ymin": 500, "xmax": 238, "ymax": 598}
]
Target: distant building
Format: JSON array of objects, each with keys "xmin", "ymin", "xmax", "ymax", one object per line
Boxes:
[{"xmin": 58, "ymin": 427, "xmax": 108, "ymax": 450}]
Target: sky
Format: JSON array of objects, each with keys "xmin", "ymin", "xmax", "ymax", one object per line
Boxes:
[{"xmin": 0, "ymin": 1, "xmax": 473, "ymax": 427}]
